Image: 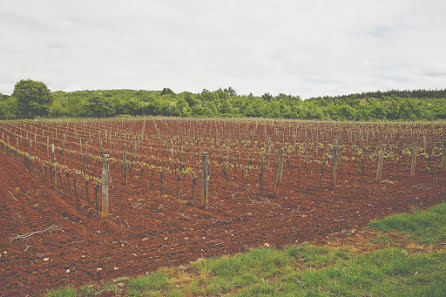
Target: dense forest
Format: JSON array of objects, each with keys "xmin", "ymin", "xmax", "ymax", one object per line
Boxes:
[{"xmin": 1, "ymin": 80, "xmax": 445, "ymax": 121}]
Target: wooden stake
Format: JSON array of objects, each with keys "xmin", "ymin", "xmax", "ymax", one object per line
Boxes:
[
  {"xmin": 102, "ymin": 154, "xmax": 110, "ymax": 218},
  {"xmin": 84, "ymin": 141, "xmax": 89, "ymax": 170},
  {"xmin": 241, "ymin": 167, "xmax": 245, "ymax": 191},
  {"xmin": 201, "ymin": 152, "xmax": 209, "ymax": 209},
  {"xmin": 331, "ymin": 145, "xmax": 338, "ymax": 189},
  {"xmin": 375, "ymin": 143, "xmax": 386, "ymax": 182},
  {"xmin": 142, "ymin": 117, "xmax": 146, "ymax": 140},
  {"xmin": 410, "ymin": 143, "xmax": 417, "ymax": 177},
  {"xmin": 16, "ymin": 137, "xmax": 19, "ymax": 162},
  {"xmin": 51, "ymin": 144, "xmax": 56, "ymax": 187},
  {"xmin": 441, "ymin": 140, "xmax": 446, "ymax": 172},
  {"xmin": 62, "ymin": 133, "xmax": 66, "ymax": 162},
  {"xmin": 273, "ymin": 147, "xmax": 284, "ymax": 197},
  {"xmin": 122, "ymin": 143, "xmax": 127, "ymax": 184},
  {"xmin": 28, "ymin": 140, "xmax": 33, "ymax": 173}
]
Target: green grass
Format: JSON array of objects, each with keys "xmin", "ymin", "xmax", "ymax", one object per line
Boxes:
[
  {"xmin": 230, "ymin": 248, "xmax": 446, "ymax": 297},
  {"xmin": 45, "ymin": 202, "xmax": 446, "ymax": 296},
  {"xmin": 127, "ymin": 271, "xmax": 169, "ymax": 296},
  {"xmin": 369, "ymin": 202, "xmax": 446, "ymax": 244},
  {"xmin": 283, "ymin": 243, "xmax": 351, "ymax": 267},
  {"xmin": 192, "ymin": 248, "xmax": 291, "ymax": 295},
  {"xmin": 46, "ymin": 287, "xmax": 77, "ymax": 297}
]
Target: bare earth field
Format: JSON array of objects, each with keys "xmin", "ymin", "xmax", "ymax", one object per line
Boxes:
[{"xmin": 0, "ymin": 149, "xmax": 445, "ymax": 296}]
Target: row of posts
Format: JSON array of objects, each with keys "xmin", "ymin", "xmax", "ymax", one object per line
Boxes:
[
  {"xmin": 100, "ymin": 140, "xmax": 446, "ymax": 217},
  {"xmin": 99, "ymin": 151, "xmax": 209, "ymax": 218},
  {"xmin": 3, "ymin": 132, "xmax": 445, "ymax": 220}
]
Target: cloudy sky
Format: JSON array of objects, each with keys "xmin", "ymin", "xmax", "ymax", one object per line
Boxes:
[{"xmin": 1, "ymin": 0, "xmax": 445, "ymax": 98}]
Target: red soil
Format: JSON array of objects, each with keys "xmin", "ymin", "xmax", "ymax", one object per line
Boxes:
[{"xmin": 0, "ymin": 148, "xmax": 445, "ymax": 296}]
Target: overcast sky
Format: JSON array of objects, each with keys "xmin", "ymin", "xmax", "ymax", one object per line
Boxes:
[{"xmin": 1, "ymin": 0, "xmax": 445, "ymax": 98}]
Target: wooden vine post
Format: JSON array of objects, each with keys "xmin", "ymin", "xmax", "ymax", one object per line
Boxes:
[
  {"xmin": 273, "ymin": 147, "xmax": 284, "ymax": 197},
  {"xmin": 102, "ymin": 154, "xmax": 110, "ymax": 218},
  {"xmin": 331, "ymin": 145, "xmax": 338, "ymax": 189},
  {"xmin": 62, "ymin": 133, "xmax": 66, "ymax": 162},
  {"xmin": 441, "ymin": 140, "xmax": 446, "ymax": 172},
  {"xmin": 6, "ymin": 135, "xmax": 10, "ymax": 155},
  {"xmin": 122, "ymin": 143, "xmax": 127, "ymax": 184},
  {"xmin": 375, "ymin": 143, "xmax": 386, "ymax": 182},
  {"xmin": 200, "ymin": 152, "xmax": 208, "ymax": 209},
  {"xmin": 267, "ymin": 138, "xmax": 271, "ymax": 167},
  {"xmin": 410, "ymin": 143, "xmax": 417, "ymax": 177},
  {"xmin": 51, "ymin": 144, "xmax": 56, "ymax": 187},
  {"xmin": 84, "ymin": 141, "xmax": 89, "ymax": 170},
  {"xmin": 141, "ymin": 117, "xmax": 146, "ymax": 140},
  {"xmin": 16, "ymin": 137, "xmax": 19, "ymax": 162},
  {"xmin": 28, "ymin": 139, "xmax": 33, "ymax": 173}
]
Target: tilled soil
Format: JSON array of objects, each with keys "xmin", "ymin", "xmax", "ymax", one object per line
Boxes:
[{"xmin": 0, "ymin": 150, "xmax": 445, "ymax": 297}]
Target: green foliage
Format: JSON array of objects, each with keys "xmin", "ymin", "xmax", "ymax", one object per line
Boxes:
[
  {"xmin": 2, "ymin": 82, "xmax": 446, "ymax": 120},
  {"xmin": 13, "ymin": 79, "xmax": 52, "ymax": 118},
  {"xmin": 0, "ymin": 96, "xmax": 19, "ymax": 119},
  {"xmin": 44, "ymin": 87, "xmax": 446, "ymax": 120},
  {"xmin": 82, "ymin": 96, "xmax": 116, "ymax": 118},
  {"xmin": 161, "ymin": 88, "xmax": 175, "ymax": 96}
]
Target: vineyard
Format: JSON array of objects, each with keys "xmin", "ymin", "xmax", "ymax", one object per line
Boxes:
[{"xmin": 0, "ymin": 117, "xmax": 446, "ymax": 296}]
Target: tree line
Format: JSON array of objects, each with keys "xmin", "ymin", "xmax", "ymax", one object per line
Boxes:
[{"xmin": 1, "ymin": 80, "xmax": 445, "ymax": 121}]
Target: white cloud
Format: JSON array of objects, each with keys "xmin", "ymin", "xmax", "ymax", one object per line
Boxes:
[{"xmin": 0, "ymin": 0, "xmax": 445, "ymax": 98}]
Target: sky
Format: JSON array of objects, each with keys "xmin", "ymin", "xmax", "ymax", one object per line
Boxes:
[{"xmin": 0, "ymin": 0, "xmax": 445, "ymax": 99}]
